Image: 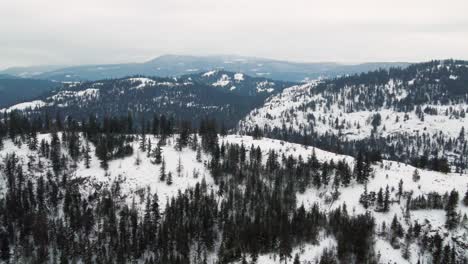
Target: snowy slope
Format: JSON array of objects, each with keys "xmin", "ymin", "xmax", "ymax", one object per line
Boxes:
[
  {"xmin": 222, "ymin": 135, "xmax": 468, "ymax": 263},
  {"xmin": 239, "ymin": 82, "xmax": 468, "ymax": 140},
  {"xmin": 238, "ymin": 60, "xmax": 468, "ymax": 170},
  {"xmin": 0, "ymin": 134, "xmax": 215, "ymax": 210},
  {"xmin": 1, "ymin": 133, "xmax": 467, "ymax": 263}
]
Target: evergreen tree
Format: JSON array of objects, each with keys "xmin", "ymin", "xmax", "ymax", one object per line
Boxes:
[
  {"xmin": 445, "ymin": 189, "xmax": 459, "ymax": 229},
  {"xmin": 383, "ymin": 185, "xmax": 390, "ymax": 212},
  {"xmin": 412, "ymin": 169, "xmax": 420, "ymax": 182},
  {"xmin": 84, "ymin": 140, "xmax": 91, "ymax": 169},
  {"xmin": 140, "ymin": 131, "xmax": 146, "ymax": 152},
  {"xmin": 166, "ymin": 172, "xmax": 173, "ymax": 185},
  {"xmin": 293, "ymin": 253, "xmax": 300, "ymax": 264},
  {"xmin": 176, "ymin": 156, "xmax": 183, "ymax": 178},
  {"xmin": 153, "ymin": 142, "xmax": 162, "ymax": 164},
  {"xmin": 377, "ymin": 187, "xmax": 384, "ymax": 210},
  {"xmin": 398, "ymin": 179, "xmax": 403, "ymax": 200},
  {"xmin": 432, "ymin": 232, "xmax": 443, "ymax": 264},
  {"xmin": 252, "ymin": 124, "xmax": 262, "ymax": 139},
  {"xmin": 159, "ymin": 158, "xmax": 166, "ymax": 182},
  {"xmin": 196, "ymin": 147, "xmax": 202, "ymax": 163},
  {"xmin": 0, "ymin": 235, "xmax": 10, "ymax": 261},
  {"xmin": 147, "ymin": 138, "xmax": 152, "ymax": 157},
  {"xmin": 50, "ymin": 131, "xmax": 62, "ymax": 174},
  {"xmin": 354, "ymin": 150, "xmax": 366, "ymax": 184}
]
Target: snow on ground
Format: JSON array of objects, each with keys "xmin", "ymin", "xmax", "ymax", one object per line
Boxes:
[
  {"xmin": 234, "ymin": 73, "xmax": 244, "ymax": 82},
  {"xmin": 240, "ymin": 82, "xmax": 468, "ymax": 140},
  {"xmin": 48, "ymin": 88, "xmax": 100, "ymax": 102},
  {"xmin": 74, "ymin": 136, "xmax": 215, "ymax": 208},
  {"xmin": 255, "ymin": 80, "xmax": 276, "ymax": 93},
  {"xmin": 222, "ymin": 135, "xmax": 354, "ymax": 165},
  {"xmin": 233, "ymin": 235, "xmax": 337, "ymax": 264},
  {"xmin": 0, "ymin": 134, "xmax": 215, "ymax": 210},
  {"xmin": 213, "ymin": 74, "xmax": 231, "ymax": 87},
  {"xmin": 375, "ymin": 239, "xmax": 411, "ymax": 264},
  {"xmin": 128, "ymin": 77, "xmax": 156, "ymax": 89},
  {"xmin": 0, "ymin": 100, "xmax": 46, "ymax": 113},
  {"xmin": 202, "ymin": 70, "xmax": 217, "ymax": 77}
]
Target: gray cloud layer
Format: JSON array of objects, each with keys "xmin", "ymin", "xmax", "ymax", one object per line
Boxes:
[{"xmin": 1, "ymin": 0, "xmax": 468, "ymax": 69}]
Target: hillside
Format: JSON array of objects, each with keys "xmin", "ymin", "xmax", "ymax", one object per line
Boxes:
[
  {"xmin": 238, "ymin": 60, "xmax": 468, "ymax": 172},
  {"xmin": 0, "ymin": 72, "xmax": 292, "ymax": 128},
  {"xmin": 0, "ymin": 114, "xmax": 467, "ymax": 263}
]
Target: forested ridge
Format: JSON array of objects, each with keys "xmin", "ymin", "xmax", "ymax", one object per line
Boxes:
[{"xmin": 239, "ymin": 60, "xmax": 468, "ymax": 173}]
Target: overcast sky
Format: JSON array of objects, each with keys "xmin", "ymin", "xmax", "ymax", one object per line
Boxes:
[{"xmin": 1, "ymin": 0, "xmax": 468, "ymax": 69}]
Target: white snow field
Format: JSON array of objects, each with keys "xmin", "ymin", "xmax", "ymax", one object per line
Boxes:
[{"xmin": 239, "ymin": 81, "xmax": 468, "ymax": 140}]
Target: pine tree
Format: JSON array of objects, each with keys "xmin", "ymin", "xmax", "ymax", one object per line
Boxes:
[
  {"xmin": 445, "ymin": 189, "xmax": 459, "ymax": 229},
  {"xmin": 140, "ymin": 131, "xmax": 146, "ymax": 152},
  {"xmin": 432, "ymin": 232, "xmax": 443, "ymax": 264},
  {"xmin": 151, "ymin": 193, "xmax": 160, "ymax": 227},
  {"xmin": 354, "ymin": 150, "xmax": 367, "ymax": 184},
  {"xmin": 84, "ymin": 140, "xmax": 91, "ymax": 169},
  {"xmin": 147, "ymin": 138, "xmax": 152, "ymax": 157},
  {"xmin": 153, "ymin": 143, "xmax": 162, "ymax": 164},
  {"xmin": 0, "ymin": 235, "xmax": 10, "ymax": 261},
  {"xmin": 402, "ymin": 233, "xmax": 411, "ymax": 260},
  {"xmin": 50, "ymin": 131, "xmax": 62, "ymax": 174},
  {"xmin": 196, "ymin": 147, "xmax": 202, "ymax": 163},
  {"xmin": 252, "ymin": 124, "xmax": 262, "ymax": 139},
  {"xmin": 383, "ymin": 185, "xmax": 390, "ymax": 212},
  {"xmin": 176, "ymin": 156, "xmax": 183, "ymax": 178},
  {"xmin": 293, "ymin": 253, "xmax": 300, "ymax": 264},
  {"xmin": 29, "ymin": 131, "xmax": 38, "ymax": 150},
  {"xmin": 360, "ymin": 184, "xmax": 370, "ymax": 209},
  {"xmin": 398, "ymin": 179, "xmax": 403, "ymax": 200},
  {"xmin": 166, "ymin": 172, "xmax": 173, "ymax": 185},
  {"xmin": 135, "ymin": 151, "xmax": 141, "ymax": 166},
  {"xmin": 159, "ymin": 158, "xmax": 166, "ymax": 182},
  {"xmin": 97, "ymin": 137, "xmax": 109, "ymax": 170},
  {"xmin": 377, "ymin": 187, "xmax": 384, "ymax": 210},
  {"xmin": 191, "ymin": 133, "xmax": 198, "ymax": 151},
  {"xmin": 412, "ymin": 169, "xmax": 420, "ymax": 182}
]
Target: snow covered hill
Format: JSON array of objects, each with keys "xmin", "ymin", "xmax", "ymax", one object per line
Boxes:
[
  {"xmin": 1, "ymin": 131, "xmax": 466, "ymax": 263},
  {"xmin": 186, "ymin": 70, "xmax": 295, "ymax": 96},
  {"xmin": 238, "ymin": 60, "xmax": 468, "ymax": 172},
  {"xmin": 0, "ymin": 133, "xmax": 215, "ymax": 209},
  {"xmin": 222, "ymin": 135, "xmax": 468, "ymax": 264},
  {"xmin": 0, "ymin": 71, "xmax": 291, "ymax": 127}
]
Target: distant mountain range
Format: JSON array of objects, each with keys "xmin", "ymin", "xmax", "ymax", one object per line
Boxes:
[{"xmin": 0, "ymin": 54, "xmax": 410, "ymax": 82}]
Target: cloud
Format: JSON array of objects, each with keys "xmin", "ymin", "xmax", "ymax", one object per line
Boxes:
[{"xmin": 1, "ymin": 0, "xmax": 467, "ymax": 68}]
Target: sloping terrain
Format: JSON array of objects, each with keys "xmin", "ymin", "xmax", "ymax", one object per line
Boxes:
[
  {"xmin": 0, "ymin": 72, "xmax": 292, "ymax": 127},
  {"xmin": 1, "ymin": 131, "xmax": 467, "ymax": 263},
  {"xmin": 238, "ymin": 60, "xmax": 468, "ymax": 171}
]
